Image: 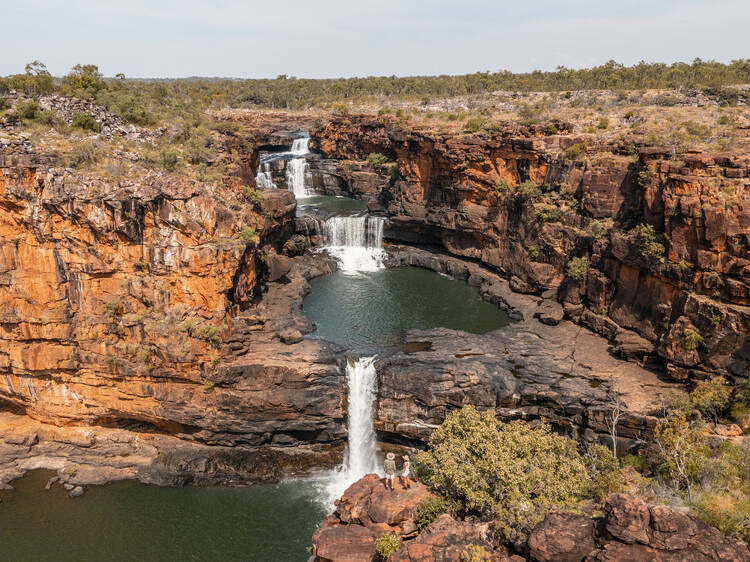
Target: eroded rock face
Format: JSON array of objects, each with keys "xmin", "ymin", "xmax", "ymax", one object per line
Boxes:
[
  {"xmin": 380, "ymin": 247, "xmax": 679, "ymax": 449},
  {"xmin": 0, "ymin": 149, "xmax": 347, "ymax": 481},
  {"xmin": 311, "ymin": 115, "xmax": 750, "ymax": 381},
  {"xmin": 529, "ymin": 494, "xmax": 750, "ymax": 562}
]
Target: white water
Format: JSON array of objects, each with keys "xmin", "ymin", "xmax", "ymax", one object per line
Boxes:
[
  {"xmin": 322, "ymin": 215, "xmax": 385, "ymax": 273},
  {"xmin": 320, "ymin": 356, "xmax": 380, "ymax": 506},
  {"xmin": 286, "ymin": 137, "xmax": 311, "ymax": 199},
  {"xmin": 255, "ymin": 162, "xmax": 276, "ymax": 189}
]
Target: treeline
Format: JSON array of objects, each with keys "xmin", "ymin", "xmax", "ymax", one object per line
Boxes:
[{"xmin": 2, "ymin": 58, "xmax": 749, "ymax": 119}]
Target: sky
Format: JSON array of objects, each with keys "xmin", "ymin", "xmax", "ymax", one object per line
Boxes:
[{"xmin": 2, "ymin": 0, "xmax": 748, "ymax": 79}]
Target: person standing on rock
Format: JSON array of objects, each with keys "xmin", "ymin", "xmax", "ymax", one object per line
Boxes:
[
  {"xmin": 400, "ymin": 455, "xmax": 411, "ymax": 489},
  {"xmin": 384, "ymin": 452, "xmax": 396, "ymax": 490}
]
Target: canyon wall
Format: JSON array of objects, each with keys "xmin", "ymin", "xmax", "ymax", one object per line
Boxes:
[
  {"xmin": 311, "ymin": 115, "xmax": 750, "ymax": 383},
  {"xmin": 0, "ymin": 132, "xmax": 346, "ymax": 482}
]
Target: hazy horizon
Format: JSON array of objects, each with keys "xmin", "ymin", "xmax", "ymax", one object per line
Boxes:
[{"xmin": 2, "ymin": 0, "xmax": 748, "ymax": 79}]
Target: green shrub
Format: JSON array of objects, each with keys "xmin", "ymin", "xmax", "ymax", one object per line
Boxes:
[
  {"xmin": 690, "ymin": 376, "xmax": 730, "ymax": 422},
  {"xmin": 655, "ymin": 412, "xmax": 709, "ymax": 500},
  {"xmin": 12, "ymin": 100, "xmax": 40, "ymax": 120},
  {"xmin": 460, "ymin": 544, "xmax": 492, "ymax": 562},
  {"xmin": 375, "ymin": 533, "xmax": 401, "ymax": 559},
  {"xmin": 71, "ymin": 112, "xmax": 101, "ymax": 132},
  {"xmin": 662, "ymin": 389, "xmax": 691, "ymax": 413},
  {"xmin": 684, "ymin": 329, "xmax": 704, "ymax": 352},
  {"xmin": 630, "ymin": 223, "xmax": 665, "ymax": 262},
  {"xmin": 198, "ymin": 325, "xmax": 221, "ymax": 346},
  {"xmin": 366, "ymin": 152, "xmax": 390, "ymax": 167},
  {"xmin": 585, "ymin": 444, "xmax": 624, "ymax": 499},
  {"xmin": 597, "ymin": 116, "xmax": 610, "ymax": 130},
  {"xmin": 65, "ymin": 140, "xmax": 101, "ymax": 167},
  {"xmin": 564, "ymin": 143, "xmax": 586, "ymax": 161},
  {"xmin": 416, "ymin": 406, "xmax": 589, "ymax": 544},
  {"xmin": 494, "ymin": 180, "xmax": 511, "ymax": 193},
  {"xmin": 35, "ymin": 109, "xmax": 63, "ymax": 126},
  {"xmin": 463, "ymin": 117, "xmax": 487, "ymax": 133},
  {"xmin": 208, "ymin": 120, "xmax": 243, "ymax": 134},
  {"xmin": 62, "ymin": 64, "xmax": 107, "ymax": 97},
  {"xmin": 567, "ymin": 257, "xmax": 589, "ymax": 282},
  {"xmin": 621, "ymin": 453, "xmax": 645, "ymax": 471},
  {"xmin": 693, "ymin": 493, "xmax": 750, "ymax": 543},
  {"xmin": 159, "ymin": 146, "xmax": 180, "ymax": 172},
  {"xmin": 98, "ymin": 91, "xmax": 156, "ymax": 126},
  {"xmin": 243, "ymin": 186, "xmax": 264, "ymax": 206},
  {"xmin": 184, "ymin": 127, "xmax": 215, "ymax": 164},
  {"xmin": 536, "ymin": 205, "xmax": 563, "ymax": 223},
  {"xmin": 517, "ymin": 180, "xmax": 541, "ymax": 200},
  {"xmin": 239, "ymin": 227, "xmax": 259, "ymax": 245},
  {"xmin": 588, "ymin": 219, "xmax": 613, "ymax": 240},
  {"xmin": 528, "ymin": 245, "xmax": 540, "ymax": 260},
  {"xmin": 416, "ymin": 496, "xmax": 459, "ymax": 531}
]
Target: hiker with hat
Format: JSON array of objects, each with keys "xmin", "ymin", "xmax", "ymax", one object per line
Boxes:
[{"xmin": 384, "ymin": 452, "xmax": 396, "ymax": 490}]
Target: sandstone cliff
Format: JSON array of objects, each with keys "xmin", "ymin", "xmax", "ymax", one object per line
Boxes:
[{"xmin": 311, "ymin": 115, "xmax": 750, "ymax": 382}]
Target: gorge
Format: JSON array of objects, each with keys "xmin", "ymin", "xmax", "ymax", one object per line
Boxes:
[{"xmin": 1, "ymin": 82, "xmax": 749, "ymax": 560}]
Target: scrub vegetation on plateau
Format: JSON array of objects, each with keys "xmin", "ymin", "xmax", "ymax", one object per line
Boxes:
[{"xmin": 413, "ymin": 400, "xmax": 750, "ymax": 547}]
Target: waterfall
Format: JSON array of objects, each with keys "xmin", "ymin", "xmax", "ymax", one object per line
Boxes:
[
  {"xmin": 322, "ymin": 215, "xmax": 385, "ymax": 273},
  {"xmin": 286, "ymin": 137, "xmax": 311, "ymax": 199},
  {"xmin": 321, "ymin": 356, "xmax": 380, "ymax": 505},
  {"xmin": 255, "ymin": 162, "xmax": 276, "ymax": 189}
]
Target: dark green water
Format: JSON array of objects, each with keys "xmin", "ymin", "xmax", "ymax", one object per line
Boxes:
[
  {"xmin": 298, "ymin": 195, "xmax": 367, "ymax": 214},
  {"xmin": 0, "ymin": 470, "xmax": 327, "ymax": 562},
  {"xmin": 303, "ymin": 267, "xmax": 511, "ymax": 353}
]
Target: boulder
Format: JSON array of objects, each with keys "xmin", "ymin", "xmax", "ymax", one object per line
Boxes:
[
  {"xmin": 279, "ymin": 328, "xmax": 304, "ymax": 344},
  {"xmin": 528, "ymin": 511, "xmax": 597, "ymax": 561},
  {"xmin": 390, "ymin": 514, "xmax": 495, "ymax": 562},
  {"xmin": 535, "ymin": 300, "xmax": 564, "ymax": 325},
  {"xmin": 267, "ymin": 251, "xmax": 293, "ymax": 281},
  {"xmin": 313, "ymin": 525, "xmax": 377, "ymax": 562}
]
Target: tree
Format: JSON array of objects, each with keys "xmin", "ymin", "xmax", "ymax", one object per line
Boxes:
[
  {"xmin": 690, "ymin": 376, "xmax": 730, "ymax": 424},
  {"xmin": 22, "ymin": 60, "xmax": 53, "ymax": 95},
  {"xmin": 605, "ymin": 393, "xmax": 625, "ymax": 457},
  {"xmin": 654, "ymin": 412, "xmax": 708, "ymax": 501},
  {"xmin": 416, "ymin": 406, "xmax": 589, "ymax": 545},
  {"xmin": 62, "ymin": 64, "xmax": 107, "ymax": 97}
]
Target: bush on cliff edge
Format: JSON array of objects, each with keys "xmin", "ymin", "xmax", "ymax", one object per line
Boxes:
[{"xmin": 416, "ymin": 405, "xmax": 589, "ymax": 545}]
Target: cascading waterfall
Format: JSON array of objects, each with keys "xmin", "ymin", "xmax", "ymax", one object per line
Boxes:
[
  {"xmin": 322, "ymin": 215, "xmax": 385, "ymax": 273},
  {"xmin": 255, "ymin": 162, "xmax": 276, "ymax": 189},
  {"xmin": 322, "ymin": 356, "xmax": 379, "ymax": 505},
  {"xmin": 286, "ymin": 137, "xmax": 311, "ymax": 198}
]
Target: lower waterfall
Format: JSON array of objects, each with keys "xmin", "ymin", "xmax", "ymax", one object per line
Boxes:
[
  {"xmin": 322, "ymin": 215, "xmax": 385, "ymax": 273},
  {"xmin": 321, "ymin": 356, "xmax": 379, "ymax": 505}
]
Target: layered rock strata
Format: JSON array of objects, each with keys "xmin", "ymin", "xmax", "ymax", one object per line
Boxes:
[
  {"xmin": 311, "ymin": 115, "xmax": 750, "ymax": 382},
  {"xmin": 0, "ymin": 146, "xmax": 347, "ymax": 483},
  {"xmin": 379, "ymin": 246, "xmax": 680, "ymax": 451}
]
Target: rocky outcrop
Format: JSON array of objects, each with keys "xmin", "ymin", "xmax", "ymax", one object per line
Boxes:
[
  {"xmin": 311, "ymin": 115, "xmax": 750, "ymax": 382},
  {"xmin": 312, "ymin": 474, "xmax": 510, "ymax": 562},
  {"xmin": 529, "ymin": 494, "xmax": 750, "ymax": 561},
  {"xmin": 314, "ymin": 477, "xmax": 749, "ymax": 562},
  {"xmin": 380, "ymin": 246, "xmax": 680, "ymax": 450}
]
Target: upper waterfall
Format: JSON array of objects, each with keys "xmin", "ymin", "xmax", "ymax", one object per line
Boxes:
[
  {"xmin": 322, "ymin": 215, "xmax": 385, "ymax": 273},
  {"xmin": 286, "ymin": 137, "xmax": 311, "ymax": 199},
  {"xmin": 255, "ymin": 162, "xmax": 276, "ymax": 189}
]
